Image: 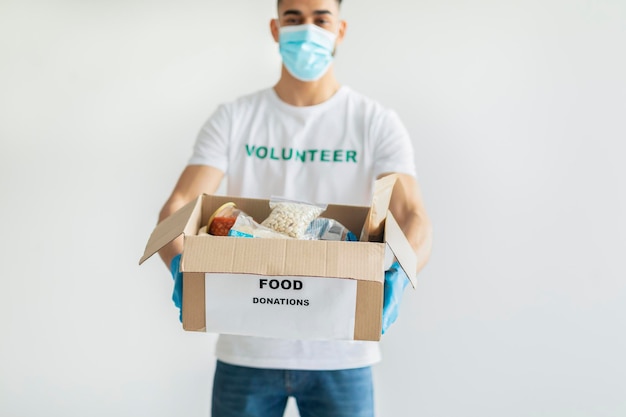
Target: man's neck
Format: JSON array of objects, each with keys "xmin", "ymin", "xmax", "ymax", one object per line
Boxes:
[{"xmin": 273, "ymin": 66, "xmax": 341, "ymax": 107}]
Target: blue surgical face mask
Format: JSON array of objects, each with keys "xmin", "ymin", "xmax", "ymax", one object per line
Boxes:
[{"xmin": 278, "ymin": 24, "xmax": 337, "ymax": 82}]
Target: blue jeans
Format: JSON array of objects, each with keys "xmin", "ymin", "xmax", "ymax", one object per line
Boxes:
[{"xmin": 212, "ymin": 360, "xmax": 374, "ymax": 417}]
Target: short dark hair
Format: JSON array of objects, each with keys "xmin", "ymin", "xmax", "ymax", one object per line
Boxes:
[{"xmin": 278, "ymin": 0, "xmax": 342, "ymax": 5}]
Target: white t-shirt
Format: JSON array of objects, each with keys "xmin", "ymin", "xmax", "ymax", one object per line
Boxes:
[{"xmin": 189, "ymin": 86, "xmax": 417, "ymax": 370}]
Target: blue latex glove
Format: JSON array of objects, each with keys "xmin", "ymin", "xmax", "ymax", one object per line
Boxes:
[
  {"xmin": 170, "ymin": 254, "xmax": 183, "ymax": 323},
  {"xmin": 382, "ymin": 261, "xmax": 410, "ymax": 334}
]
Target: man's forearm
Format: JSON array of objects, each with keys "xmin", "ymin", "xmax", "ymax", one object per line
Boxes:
[
  {"xmin": 156, "ymin": 165, "xmax": 226, "ymax": 269},
  {"xmin": 386, "ymin": 173, "xmax": 433, "ymax": 275},
  {"xmin": 400, "ymin": 210, "xmax": 433, "ymax": 274}
]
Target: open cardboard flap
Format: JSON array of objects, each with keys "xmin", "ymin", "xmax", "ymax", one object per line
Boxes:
[
  {"xmin": 139, "ymin": 195, "xmax": 204, "ymax": 265},
  {"xmin": 360, "ymin": 174, "xmax": 398, "ymax": 243},
  {"xmin": 384, "ymin": 211, "xmax": 418, "ymax": 288},
  {"xmin": 360, "ymin": 174, "xmax": 418, "ymax": 288}
]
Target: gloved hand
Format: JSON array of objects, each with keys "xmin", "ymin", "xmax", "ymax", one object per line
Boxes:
[
  {"xmin": 382, "ymin": 261, "xmax": 410, "ymax": 334},
  {"xmin": 170, "ymin": 254, "xmax": 183, "ymax": 323}
]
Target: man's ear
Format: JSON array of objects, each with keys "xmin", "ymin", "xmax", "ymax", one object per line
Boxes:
[
  {"xmin": 336, "ymin": 20, "xmax": 347, "ymax": 45},
  {"xmin": 270, "ymin": 18, "xmax": 280, "ymax": 43}
]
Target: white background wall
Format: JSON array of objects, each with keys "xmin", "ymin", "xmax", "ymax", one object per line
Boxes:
[{"xmin": 1, "ymin": 0, "xmax": 625, "ymax": 416}]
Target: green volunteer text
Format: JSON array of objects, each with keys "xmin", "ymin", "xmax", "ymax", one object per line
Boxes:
[{"xmin": 245, "ymin": 145, "xmax": 357, "ymax": 163}]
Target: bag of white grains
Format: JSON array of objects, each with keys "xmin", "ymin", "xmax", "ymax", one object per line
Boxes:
[{"xmin": 261, "ymin": 197, "xmax": 327, "ymax": 239}]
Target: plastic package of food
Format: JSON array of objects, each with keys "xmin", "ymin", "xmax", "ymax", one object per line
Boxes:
[
  {"xmin": 261, "ymin": 198, "xmax": 327, "ymax": 239},
  {"xmin": 207, "ymin": 202, "xmax": 240, "ymax": 236},
  {"xmin": 305, "ymin": 218, "xmax": 358, "ymax": 241},
  {"xmin": 228, "ymin": 212, "xmax": 292, "ymax": 239}
]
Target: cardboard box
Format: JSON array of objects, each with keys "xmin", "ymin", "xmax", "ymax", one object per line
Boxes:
[{"xmin": 139, "ymin": 176, "xmax": 417, "ymax": 341}]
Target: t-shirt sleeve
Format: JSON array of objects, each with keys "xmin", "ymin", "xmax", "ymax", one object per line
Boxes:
[
  {"xmin": 370, "ymin": 109, "xmax": 418, "ymax": 178},
  {"xmin": 187, "ymin": 104, "xmax": 231, "ymax": 172}
]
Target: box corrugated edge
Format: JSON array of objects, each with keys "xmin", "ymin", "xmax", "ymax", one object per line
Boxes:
[
  {"xmin": 354, "ymin": 280, "xmax": 383, "ymax": 341},
  {"xmin": 182, "ymin": 272, "xmax": 206, "ymax": 331}
]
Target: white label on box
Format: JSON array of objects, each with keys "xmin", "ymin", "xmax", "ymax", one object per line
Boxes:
[{"xmin": 204, "ymin": 273, "xmax": 358, "ymax": 340}]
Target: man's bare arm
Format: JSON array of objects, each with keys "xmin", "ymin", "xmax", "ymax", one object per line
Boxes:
[
  {"xmin": 382, "ymin": 173, "xmax": 433, "ymax": 274},
  {"xmin": 158, "ymin": 165, "xmax": 225, "ymax": 268}
]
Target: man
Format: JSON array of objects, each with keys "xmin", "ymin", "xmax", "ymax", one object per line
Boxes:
[{"xmin": 158, "ymin": 0, "xmax": 432, "ymax": 415}]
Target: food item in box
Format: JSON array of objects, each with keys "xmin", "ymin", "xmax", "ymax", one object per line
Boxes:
[
  {"xmin": 305, "ymin": 218, "xmax": 358, "ymax": 241},
  {"xmin": 207, "ymin": 202, "xmax": 240, "ymax": 236},
  {"xmin": 261, "ymin": 198, "xmax": 327, "ymax": 239},
  {"xmin": 228, "ymin": 212, "xmax": 292, "ymax": 239}
]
